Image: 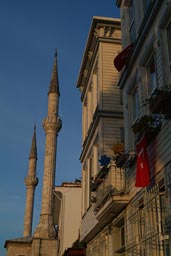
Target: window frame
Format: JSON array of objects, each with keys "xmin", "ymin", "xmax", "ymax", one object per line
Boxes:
[
  {"xmin": 166, "ymin": 20, "xmax": 171, "ymax": 81},
  {"xmin": 127, "ymin": 79, "xmax": 140, "ymax": 125},
  {"xmin": 112, "ymin": 217, "xmax": 126, "ymax": 253},
  {"xmin": 146, "ymin": 53, "xmax": 157, "ymax": 97},
  {"xmin": 140, "ymin": 39, "xmax": 158, "ymax": 99},
  {"xmin": 131, "ymin": 85, "xmax": 140, "ymax": 123},
  {"xmin": 159, "ymin": 6, "xmax": 171, "ymax": 86},
  {"xmin": 127, "ymin": 74, "xmax": 140, "ymax": 149},
  {"xmin": 129, "ymin": 0, "xmax": 136, "ymax": 42},
  {"xmin": 143, "ymin": 0, "xmax": 151, "ymax": 14}
]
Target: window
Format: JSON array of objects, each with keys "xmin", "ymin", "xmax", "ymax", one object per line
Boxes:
[
  {"xmin": 113, "ymin": 218, "xmax": 125, "ymax": 253},
  {"xmin": 127, "ymin": 76, "xmax": 140, "ymax": 147},
  {"xmin": 146, "ymin": 54, "xmax": 157, "ymax": 96},
  {"xmin": 166, "ymin": 20, "xmax": 171, "ymax": 81},
  {"xmin": 143, "ymin": 0, "xmax": 151, "ymax": 13},
  {"xmin": 120, "ymin": 127, "xmax": 125, "ymax": 143},
  {"xmin": 93, "ymin": 144, "xmax": 99, "ymax": 176},
  {"xmin": 83, "ymin": 99, "xmax": 87, "ymax": 140},
  {"xmin": 92, "ymin": 71, "xmax": 98, "ymax": 113},
  {"xmin": 131, "ymin": 86, "xmax": 139, "ymax": 122},
  {"xmin": 159, "ymin": 180, "xmax": 166, "ymax": 234},
  {"xmin": 139, "ymin": 199, "xmax": 144, "ymax": 240},
  {"xmin": 120, "ymin": 225, "xmax": 125, "ymax": 247},
  {"xmin": 142, "ymin": 185, "xmax": 167, "ymax": 255},
  {"xmin": 129, "ymin": 0, "xmax": 136, "ymax": 42},
  {"xmin": 89, "ymin": 158, "xmax": 93, "ymax": 205},
  {"xmin": 87, "ymin": 88, "xmax": 93, "ymax": 128},
  {"xmin": 99, "ymin": 239, "xmax": 106, "ymax": 256},
  {"xmin": 83, "ymin": 162, "xmax": 89, "ymax": 211}
]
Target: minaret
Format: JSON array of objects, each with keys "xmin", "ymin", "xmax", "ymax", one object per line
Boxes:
[
  {"xmin": 24, "ymin": 126, "xmax": 38, "ymax": 237},
  {"xmin": 34, "ymin": 51, "xmax": 62, "ymax": 239}
]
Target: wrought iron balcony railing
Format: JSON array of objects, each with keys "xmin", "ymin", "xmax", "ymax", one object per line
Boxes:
[{"xmin": 94, "ymin": 164, "xmax": 127, "ymax": 211}]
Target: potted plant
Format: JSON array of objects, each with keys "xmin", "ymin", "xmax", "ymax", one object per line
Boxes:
[
  {"xmin": 149, "ymin": 85, "xmax": 171, "ymax": 116},
  {"xmin": 131, "ymin": 114, "xmax": 161, "ymax": 143},
  {"xmin": 112, "ymin": 142, "xmax": 127, "ymax": 168}
]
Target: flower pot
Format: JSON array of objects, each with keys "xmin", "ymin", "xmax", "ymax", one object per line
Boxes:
[{"xmin": 115, "ymin": 153, "xmax": 127, "ymax": 168}]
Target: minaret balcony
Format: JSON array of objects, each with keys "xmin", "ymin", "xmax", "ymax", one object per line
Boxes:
[
  {"xmin": 25, "ymin": 176, "xmax": 39, "ymax": 187},
  {"xmin": 43, "ymin": 116, "xmax": 62, "ymax": 133},
  {"xmin": 92, "ymin": 164, "xmax": 129, "ymax": 223}
]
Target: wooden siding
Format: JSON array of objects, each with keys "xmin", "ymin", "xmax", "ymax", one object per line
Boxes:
[
  {"xmin": 126, "ymin": 120, "xmax": 171, "ymax": 199},
  {"xmin": 101, "ymin": 42, "xmax": 122, "ymax": 112},
  {"xmin": 80, "ymin": 205, "xmax": 99, "ymax": 241},
  {"xmin": 103, "ymin": 117, "xmax": 124, "ymax": 157},
  {"xmin": 120, "ymin": 3, "xmax": 169, "ymax": 151},
  {"xmin": 148, "ymin": 120, "xmax": 171, "ymax": 175},
  {"xmin": 78, "ymin": 17, "xmax": 123, "ymax": 247}
]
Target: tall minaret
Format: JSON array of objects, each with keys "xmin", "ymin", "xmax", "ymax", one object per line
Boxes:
[
  {"xmin": 24, "ymin": 126, "xmax": 38, "ymax": 237},
  {"xmin": 34, "ymin": 51, "xmax": 62, "ymax": 239}
]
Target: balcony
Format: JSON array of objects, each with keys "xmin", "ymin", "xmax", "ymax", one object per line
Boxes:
[
  {"xmin": 149, "ymin": 85, "xmax": 171, "ymax": 117},
  {"xmin": 131, "ymin": 114, "xmax": 162, "ymax": 144},
  {"xmin": 93, "ymin": 164, "xmax": 129, "ymax": 224}
]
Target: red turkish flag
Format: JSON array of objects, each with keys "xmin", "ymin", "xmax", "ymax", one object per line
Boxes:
[
  {"xmin": 135, "ymin": 134, "xmax": 150, "ymax": 187},
  {"xmin": 114, "ymin": 43, "xmax": 133, "ymax": 72}
]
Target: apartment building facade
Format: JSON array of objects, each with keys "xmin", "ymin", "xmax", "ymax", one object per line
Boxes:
[
  {"xmin": 114, "ymin": 0, "xmax": 171, "ymax": 255},
  {"xmin": 77, "ymin": 16, "xmax": 131, "ymax": 255}
]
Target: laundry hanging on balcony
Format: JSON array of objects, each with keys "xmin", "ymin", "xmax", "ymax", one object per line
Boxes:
[
  {"xmin": 114, "ymin": 43, "xmax": 133, "ymax": 71},
  {"xmin": 135, "ymin": 133, "xmax": 150, "ymax": 187}
]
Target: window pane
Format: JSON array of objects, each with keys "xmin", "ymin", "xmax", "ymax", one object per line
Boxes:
[
  {"xmin": 167, "ymin": 20, "xmax": 171, "ymax": 72},
  {"xmin": 121, "ymin": 226, "xmax": 125, "ymax": 246},
  {"xmin": 129, "ymin": 1, "xmax": 136, "ymax": 42},
  {"xmin": 132, "ymin": 87, "xmax": 139, "ymax": 121},
  {"xmin": 143, "ymin": 0, "xmax": 151, "ymax": 13},
  {"xmin": 147, "ymin": 56, "xmax": 157, "ymax": 94}
]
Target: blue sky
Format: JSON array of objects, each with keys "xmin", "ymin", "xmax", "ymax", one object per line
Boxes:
[{"xmin": 0, "ymin": 1, "xmax": 120, "ymax": 254}]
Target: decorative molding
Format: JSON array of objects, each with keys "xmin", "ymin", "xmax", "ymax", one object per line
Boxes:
[
  {"xmin": 88, "ymin": 51, "xmax": 93, "ymax": 60},
  {"xmin": 94, "ymin": 28, "xmax": 99, "ymax": 38},
  {"xmin": 103, "ymin": 26, "xmax": 115, "ymax": 37},
  {"xmin": 83, "ymin": 69, "xmax": 88, "ymax": 78}
]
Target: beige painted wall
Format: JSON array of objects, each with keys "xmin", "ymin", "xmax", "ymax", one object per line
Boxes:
[{"xmin": 54, "ymin": 183, "xmax": 82, "ymax": 256}]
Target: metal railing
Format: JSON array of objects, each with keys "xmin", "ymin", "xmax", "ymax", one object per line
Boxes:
[{"xmin": 94, "ymin": 164, "xmax": 127, "ymax": 209}]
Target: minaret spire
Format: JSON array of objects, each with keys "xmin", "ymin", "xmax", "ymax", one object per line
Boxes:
[
  {"xmin": 29, "ymin": 124, "xmax": 37, "ymax": 160},
  {"xmin": 49, "ymin": 49, "xmax": 60, "ymax": 96},
  {"xmin": 23, "ymin": 125, "xmax": 38, "ymax": 237},
  {"xmin": 34, "ymin": 51, "xmax": 62, "ymax": 241}
]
